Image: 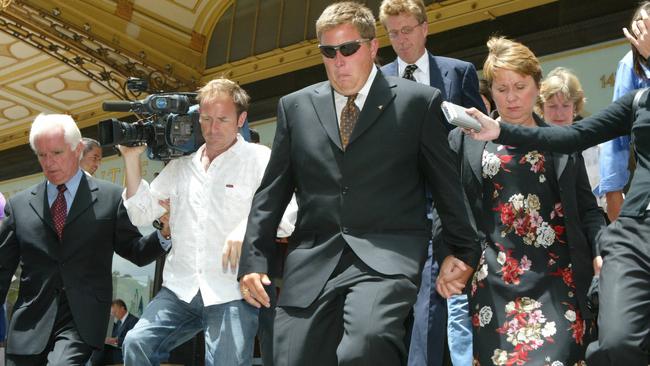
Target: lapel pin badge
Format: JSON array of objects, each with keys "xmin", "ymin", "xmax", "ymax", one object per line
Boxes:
[{"xmin": 378, "ymin": 105, "xmax": 383, "ymax": 110}]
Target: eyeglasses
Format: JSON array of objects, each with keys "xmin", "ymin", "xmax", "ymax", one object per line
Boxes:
[
  {"xmin": 318, "ymin": 38, "xmax": 372, "ymax": 59},
  {"xmin": 387, "ymin": 22, "xmax": 425, "ymax": 39}
]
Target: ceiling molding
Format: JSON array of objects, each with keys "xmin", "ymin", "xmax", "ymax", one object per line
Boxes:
[
  {"xmin": 23, "ymin": 0, "xmax": 204, "ymax": 79},
  {"xmin": 201, "ymin": 0, "xmax": 558, "ymax": 85}
]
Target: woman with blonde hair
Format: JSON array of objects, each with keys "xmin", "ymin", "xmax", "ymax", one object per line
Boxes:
[
  {"xmin": 536, "ymin": 67, "xmax": 585, "ymax": 125},
  {"xmin": 537, "ymin": 68, "xmax": 603, "ymax": 211},
  {"xmin": 447, "ymin": 37, "xmax": 604, "ymax": 365}
]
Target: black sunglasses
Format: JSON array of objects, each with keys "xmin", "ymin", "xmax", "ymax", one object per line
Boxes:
[{"xmin": 318, "ymin": 38, "xmax": 372, "ymax": 59}]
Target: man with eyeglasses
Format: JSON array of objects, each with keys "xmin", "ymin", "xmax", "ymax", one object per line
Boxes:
[
  {"xmin": 379, "ymin": 1, "xmax": 486, "ymax": 365},
  {"xmin": 118, "ymin": 78, "xmax": 295, "ymax": 366},
  {"xmin": 238, "ymin": 2, "xmax": 480, "ymax": 365}
]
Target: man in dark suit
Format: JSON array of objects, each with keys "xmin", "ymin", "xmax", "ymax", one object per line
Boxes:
[
  {"xmin": 90, "ymin": 299, "xmax": 139, "ymax": 365},
  {"xmin": 238, "ymin": 2, "xmax": 480, "ymax": 365},
  {"xmin": 0, "ymin": 113, "xmax": 167, "ymax": 365},
  {"xmin": 378, "ymin": 1, "xmax": 486, "ymax": 365},
  {"xmin": 379, "ymin": 0, "xmax": 485, "ymax": 131}
]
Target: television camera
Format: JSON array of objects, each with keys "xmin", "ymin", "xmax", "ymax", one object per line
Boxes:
[{"xmin": 98, "ymin": 88, "xmax": 204, "ymax": 161}]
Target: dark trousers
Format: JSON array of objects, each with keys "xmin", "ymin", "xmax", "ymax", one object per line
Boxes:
[
  {"xmin": 89, "ymin": 345, "xmax": 122, "ymax": 366},
  {"xmin": 273, "ymin": 247, "xmax": 418, "ymax": 366},
  {"xmin": 407, "ymin": 241, "xmax": 446, "ymax": 366},
  {"xmin": 6, "ymin": 294, "xmax": 93, "ymax": 366},
  {"xmin": 258, "ymin": 283, "xmax": 277, "ymax": 366},
  {"xmin": 586, "ymin": 214, "xmax": 650, "ymax": 366}
]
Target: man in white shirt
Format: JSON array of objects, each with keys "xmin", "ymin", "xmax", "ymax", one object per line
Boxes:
[{"xmin": 119, "ymin": 78, "xmax": 293, "ymax": 366}]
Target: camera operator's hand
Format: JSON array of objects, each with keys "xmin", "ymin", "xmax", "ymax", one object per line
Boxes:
[
  {"xmin": 117, "ymin": 144, "xmax": 147, "ymax": 159},
  {"xmin": 158, "ymin": 199, "xmax": 171, "ymax": 239},
  {"xmin": 118, "ymin": 144, "xmax": 147, "ymax": 199}
]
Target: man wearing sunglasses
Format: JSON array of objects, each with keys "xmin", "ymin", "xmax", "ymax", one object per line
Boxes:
[
  {"xmin": 238, "ymin": 2, "xmax": 480, "ymax": 366},
  {"xmin": 379, "ymin": 2, "xmax": 486, "ymax": 365}
]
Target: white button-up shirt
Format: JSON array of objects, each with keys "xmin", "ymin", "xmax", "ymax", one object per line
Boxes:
[
  {"xmin": 397, "ymin": 51, "xmax": 430, "ymax": 85},
  {"xmin": 334, "ymin": 66, "xmax": 378, "ymax": 127},
  {"xmin": 123, "ymin": 135, "xmax": 295, "ymax": 306}
]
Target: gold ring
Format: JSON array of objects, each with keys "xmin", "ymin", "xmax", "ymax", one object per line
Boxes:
[{"xmin": 241, "ymin": 288, "xmax": 250, "ymax": 296}]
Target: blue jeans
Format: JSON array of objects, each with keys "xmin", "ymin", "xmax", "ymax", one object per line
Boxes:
[
  {"xmin": 122, "ymin": 287, "xmax": 258, "ymax": 366},
  {"xmin": 447, "ymin": 294, "xmax": 472, "ymax": 365}
]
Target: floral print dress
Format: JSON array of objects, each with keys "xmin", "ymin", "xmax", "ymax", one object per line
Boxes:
[{"xmin": 470, "ymin": 143, "xmax": 586, "ymax": 366}]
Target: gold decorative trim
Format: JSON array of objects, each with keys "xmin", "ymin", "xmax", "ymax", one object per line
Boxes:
[
  {"xmin": 115, "ymin": 0, "xmax": 133, "ymax": 21},
  {"xmin": 202, "ymin": 0, "xmax": 558, "ymax": 85}
]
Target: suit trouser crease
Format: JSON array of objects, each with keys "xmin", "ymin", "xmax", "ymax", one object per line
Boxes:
[
  {"xmin": 273, "ymin": 249, "xmax": 418, "ymax": 366},
  {"xmin": 586, "ymin": 215, "xmax": 650, "ymax": 366},
  {"xmin": 6, "ymin": 293, "xmax": 93, "ymax": 366}
]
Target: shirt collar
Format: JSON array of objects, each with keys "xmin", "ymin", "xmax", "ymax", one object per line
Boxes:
[
  {"xmin": 332, "ymin": 65, "xmax": 378, "ymax": 108},
  {"xmin": 193, "ymin": 134, "xmax": 246, "ymax": 166},
  {"xmin": 397, "ymin": 51, "xmax": 429, "ymax": 78},
  {"xmin": 47, "ymin": 168, "xmax": 83, "ymax": 197},
  {"xmin": 357, "ymin": 65, "xmax": 378, "ymax": 100},
  {"xmin": 119, "ymin": 312, "xmax": 129, "ymax": 323}
]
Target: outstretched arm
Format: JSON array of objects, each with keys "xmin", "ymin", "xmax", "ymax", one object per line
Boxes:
[{"xmin": 465, "ymin": 92, "xmax": 634, "ymax": 153}]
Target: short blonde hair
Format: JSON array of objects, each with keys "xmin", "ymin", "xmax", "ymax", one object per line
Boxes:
[
  {"xmin": 316, "ymin": 2, "xmax": 376, "ymax": 41},
  {"xmin": 536, "ymin": 67, "xmax": 586, "ymax": 115},
  {"xmin": 29, "ymin": 113, "xmax": 81, "ymax": 152},
  {"xmin": 483, "ymin": 37, "xmax": 542, "ymax": 88},
  {"xmin": 379, "ymin": 0, "xmax": 426, "ymax": 25},
  {"xmin": 197, "ymin": 78, "xmax": 250, "ymax": 116}
]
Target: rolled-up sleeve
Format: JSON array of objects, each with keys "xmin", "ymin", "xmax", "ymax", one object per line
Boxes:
[{"xmin": 122, "ymin": 180, "xmax": 167, "ymax": 226}]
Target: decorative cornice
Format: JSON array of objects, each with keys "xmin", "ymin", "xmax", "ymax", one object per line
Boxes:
[
  {"xmin": 1, "ymin": 1, "xmax": 197, "ymax": 98},
  {"xmin": 201, "ymin": 0, "xmax": 557, "ymax": 85}
]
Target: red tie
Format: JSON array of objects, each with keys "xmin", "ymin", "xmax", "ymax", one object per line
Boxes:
[{"xmin": 51, "ymin": 184, "xmax": 67, "ymax": 241}]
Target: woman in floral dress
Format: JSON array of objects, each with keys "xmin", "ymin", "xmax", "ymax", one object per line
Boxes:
[{"xmin": 447, "ymin": 37, "xmax": 605, "ymax": 365}]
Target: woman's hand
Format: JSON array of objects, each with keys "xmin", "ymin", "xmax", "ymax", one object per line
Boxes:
[{"xmin": 624, "ymin": 8, "xmax": 650, "ymax": 59}]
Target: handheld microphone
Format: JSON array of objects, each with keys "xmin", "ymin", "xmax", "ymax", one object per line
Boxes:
[{"xmin": 441, "ymin": 101, "xmax": 482, "ymax": 132}]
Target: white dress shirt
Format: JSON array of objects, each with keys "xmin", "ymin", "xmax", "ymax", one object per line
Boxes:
[
  {"xmin": 334, "ymin": 66, "xmax": 378, "ymax": 126},
  {"xmin": 123, "ymin": 135, "xmax": 295, "ymax": 306},
  {"xmin": 397, "ymin": 51, "xmax": 430, "ymax": 86}
]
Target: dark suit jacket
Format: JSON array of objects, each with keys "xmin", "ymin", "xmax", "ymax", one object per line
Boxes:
[
  {"xmin": 238, "ymin": 70, "xmax": 480, "ymax": 308},
  {"xmin": 448, "ymin": 116, "xmax": 605, "ymax": 319},
  {"xmin": 0, "ymin": 174, "xmax": 165, "ymax": 354},
  {"xmin": 114, "ymin": 313, "xmax": 138, "ymax": 348},
  {"xmin": 381, "ymin": 51, "xmax": 486, "ymax": 131},
  {"xmin": 497, "ymin": 90, "xmax": 650, "ymax": 218}
]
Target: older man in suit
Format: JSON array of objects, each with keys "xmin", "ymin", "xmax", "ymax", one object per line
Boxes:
[
  {"xmin": 378, "ymin": 1, "xmax": 485, "ymax": 365},
  {"xmin": 238, "ymin": 2, "xmax": 480, "ymax": 365},
  {"xmin": 0, "ymin": 114, "xmax": 167, "ymax": 365}
]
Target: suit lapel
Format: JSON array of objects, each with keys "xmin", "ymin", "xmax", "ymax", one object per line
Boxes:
[
  {"xmin": 465, "ymin": 136, "xmax": 486, "ymax": 187},
  {"xmin": 66, "ymin": 174, "xmax": 98, "ymax": 227},
  {"xmin": 553, "ymin": 153, "xmax": 569, "ymax": 182},
  {"xmin": 311, "ymin": 82, "xmax": 344, "ymax": 151},
  {"xmin": 428, "ymin": 53, "xmax": 450, "ymax": 100},
  {"xmin": 347, "ymin": 71, "xmax": 396, "ymax": 147},
  {"xmin": 29, "ymin": 181, "xmax": 56, "ymax": 234}
]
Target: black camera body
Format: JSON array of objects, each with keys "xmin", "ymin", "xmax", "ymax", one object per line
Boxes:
[{"xmin": 99, "ymin": 92, "xmax": 204, "ymax": 161}]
